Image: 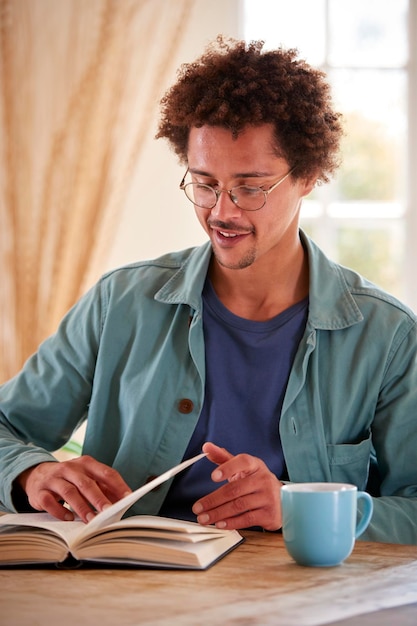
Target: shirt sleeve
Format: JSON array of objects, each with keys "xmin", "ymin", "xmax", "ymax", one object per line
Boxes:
[
  {"xmin": 360, "ymin": 317, "xmax": 417, "ymax": 544},
  {"xmin": 0, "ymin": 280, "xmax": 103, "ymax": 512}
]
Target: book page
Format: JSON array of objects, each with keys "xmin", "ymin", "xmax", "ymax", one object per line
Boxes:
[
  {"xmin": 101, "ymin": 515, "xmax": 229, "ymax": 535},
  {"xmin": 74, "ymin": 529, "xmax": 243, "ymax": 569},
  {"xmin": 78, "ymin": 515, "xmax": 233, "ymax": 545},
  {"xmin": 78, "ymin": 452, "xmax": 208, "ymax": 537},
  {"xmin": 0, "ymin": 512, "xmax": 85, "ymax": 545},
  {"xmin": 0, "ymin": 511, "xmax": 239, "ymax": 555}
]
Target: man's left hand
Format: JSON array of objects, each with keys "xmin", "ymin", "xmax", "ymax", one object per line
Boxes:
[{"xmin": 192, "ymin": 441, "xmax": 283, "ymax": 531}]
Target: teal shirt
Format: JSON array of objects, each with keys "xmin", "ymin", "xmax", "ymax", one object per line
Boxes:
[{"xmin": 1, "ymin": 231, "xmax": 416, "ymax": 544}]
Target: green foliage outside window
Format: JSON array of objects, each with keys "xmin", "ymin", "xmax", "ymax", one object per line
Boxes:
[{"xmin": 337, "ymin": 112, "xmax": 402, "ymax": 202}]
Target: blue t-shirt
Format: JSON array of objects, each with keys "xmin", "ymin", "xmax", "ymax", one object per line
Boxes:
[{"xmin": 160, "ymin": 279, "xmax": 308, "ymax": 521}]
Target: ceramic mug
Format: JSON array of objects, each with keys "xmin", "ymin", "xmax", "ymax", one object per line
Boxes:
[{"xmin": 281, "ymin": 482, "xmax": 373, "ymax": 567}]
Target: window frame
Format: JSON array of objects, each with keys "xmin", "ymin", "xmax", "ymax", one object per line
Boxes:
[{"xmin": 240, "ymin": 0, "xmax": 417, "ymax": 311}]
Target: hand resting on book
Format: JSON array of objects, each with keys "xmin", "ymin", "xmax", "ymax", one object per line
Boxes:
[{"xmin": 15, "ymin": 456, "xmax": 132, "ymax": 523}]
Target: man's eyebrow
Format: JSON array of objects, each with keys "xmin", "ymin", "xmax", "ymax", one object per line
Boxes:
[{"xmin": 188, "ymin": 168, "xmax": 274, "ymax": 179}]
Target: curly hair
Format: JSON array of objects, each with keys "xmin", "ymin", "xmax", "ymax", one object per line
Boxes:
[{"xmin": 156, "ymin": 36, "xmax": 343, "ymax": 183}]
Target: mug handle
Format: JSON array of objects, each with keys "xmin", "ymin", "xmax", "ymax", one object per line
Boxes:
[{"xmin": 355, "ymin": 491, "xmax": 374, "ymax": 538}]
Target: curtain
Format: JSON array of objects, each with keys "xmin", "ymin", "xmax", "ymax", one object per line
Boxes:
[{"xmin": 0, "ymin": 0, "xmax": 194, "ymax": 383}]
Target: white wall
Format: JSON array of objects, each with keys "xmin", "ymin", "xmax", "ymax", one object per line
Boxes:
[{"xmin": 105, "ymin": 0, "xmax": 241, "ymax": 271}]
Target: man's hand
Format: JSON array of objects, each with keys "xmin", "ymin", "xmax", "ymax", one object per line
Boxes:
[
  {"xmin": 192, "ymin": 442, "xmax": 283, "ymax": 531},
  {"xmin": 16, "ymin": 456, "xmax": 132, "ymax": 523}
]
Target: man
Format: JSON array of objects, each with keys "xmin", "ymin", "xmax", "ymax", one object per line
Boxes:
[{"xmin": 1, "ymin": 37, "xmax": 416, "ymax": 543}]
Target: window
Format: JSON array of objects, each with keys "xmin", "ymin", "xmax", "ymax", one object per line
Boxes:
[{"xmin": 242, "ymin": 0, "xmax": 416, "ymax": 310}]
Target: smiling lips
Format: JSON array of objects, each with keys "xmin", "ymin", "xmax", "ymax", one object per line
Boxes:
[
  {"xmin": 208, "ymin": 221, "xmax": 253, "ymax": 240},
  {"xmin": 206, "ymin": 217, "xmax": 253, "ymax": 245},
  {"xmin": 211, "ymin": 225, "xmax": 253, "ymax": 245},
  {"xmin": 214, "ymin": 228, "xmax": 251, "ymax": 243},
  {"xmin": 220, "ymin": 230, "xmax": 238, "ymax": 238}
]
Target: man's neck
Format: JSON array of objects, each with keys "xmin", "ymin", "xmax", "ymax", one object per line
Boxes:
[{"xmin": 208, "ymin": 243, "xmax": 309, "ymax": 321}]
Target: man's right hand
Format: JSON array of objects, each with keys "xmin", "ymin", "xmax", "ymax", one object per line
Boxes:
[{"xmin": 16, "ymin": 456, "xmax": 132, "ymax": 523}]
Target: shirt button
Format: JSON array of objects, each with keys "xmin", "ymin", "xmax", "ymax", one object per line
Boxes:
[{"xmin": 178, "ymin": 398, "xmax": 194, "ymax": 414}]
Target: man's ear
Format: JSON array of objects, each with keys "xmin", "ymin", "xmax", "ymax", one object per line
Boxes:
[{"xmin": 300, "ymin": 176, "xmax": 320, "ymax": 198}]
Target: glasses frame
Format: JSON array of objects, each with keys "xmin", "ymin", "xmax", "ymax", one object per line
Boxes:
[{"xmin": 179, "ymin": 167, "xmax": 295, "ymax": 211}]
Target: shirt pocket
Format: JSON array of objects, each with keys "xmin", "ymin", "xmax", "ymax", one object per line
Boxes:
[{"xmin": 326, "ymin": 434, "xmax": 372, "ymax": 489}]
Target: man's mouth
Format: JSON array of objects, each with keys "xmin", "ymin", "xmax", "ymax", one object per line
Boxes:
[
  {"xmin": 219, "ymin": 231, "xmax": 238, "ymax": 238},
  {"xmin": 207, "ymin": 220, "xmax": 253, "ymax": 245},
  {"xmin": 208, "ymin": 221, "xmax": 252, "ymax": 237},
  {"xmin": 211, "ymin": 228, "xmax": 252, "ymax": 247}
]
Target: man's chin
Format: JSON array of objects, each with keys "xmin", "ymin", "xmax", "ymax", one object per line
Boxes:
[{"xmin": 213, "ymin": 249, "xmax": 256, "ymax": 271}]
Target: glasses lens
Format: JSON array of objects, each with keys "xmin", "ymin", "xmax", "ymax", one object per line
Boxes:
[
  {"xmin": 184, "ymin": 183, "xmax": 217, "ymax": 209},
  {"xmin": 232, "ymin": 186, "xmax": 265, "ymax": 211},
  {"xmin": 182, "ymin": 182, "xmax": 266, "ymax": 210}
]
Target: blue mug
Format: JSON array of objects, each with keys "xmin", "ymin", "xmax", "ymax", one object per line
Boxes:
[{"xmin": 281, "ymin": 482, "xmax": 373, "ymax": 567}]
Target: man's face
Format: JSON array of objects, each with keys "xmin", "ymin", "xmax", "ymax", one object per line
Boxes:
[{"xmin": 186, "ymin": 124, "xmax": 315, "ymax": 272}]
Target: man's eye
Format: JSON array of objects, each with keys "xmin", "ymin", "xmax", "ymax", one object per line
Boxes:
[
  {"xmin": 239, "ymin": 186, "xmax": 262, "ymax": 196},
  {"xmin": 195, "ymin": 183, "xmax": 213, "ymax": 191},
  {"xmin": 195, "ymin": 181, "xmax": 217, "ymax": 189}
]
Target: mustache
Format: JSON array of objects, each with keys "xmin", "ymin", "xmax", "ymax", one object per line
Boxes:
[{"xmin": 207, "ymin": 219, "xmax": 254, "ymax": 233}]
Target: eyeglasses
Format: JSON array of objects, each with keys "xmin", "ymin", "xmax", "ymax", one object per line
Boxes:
[{"xmin": 179, "ymin": 167, "xmax": 294, "ymax": 211}]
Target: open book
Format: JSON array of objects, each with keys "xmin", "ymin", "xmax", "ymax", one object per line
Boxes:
[{"xmin": 0, "ymin": 452, "xmax": 243, "ymax": 570}]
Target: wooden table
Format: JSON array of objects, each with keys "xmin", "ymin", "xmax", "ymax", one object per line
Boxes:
[{"xmin": 0, "ymin": 531, "xmax": 416, "ymax": 626}]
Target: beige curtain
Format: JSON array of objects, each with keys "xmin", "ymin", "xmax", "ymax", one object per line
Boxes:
[{"xmin": 0, "ymin": 0, "xmax": 194, "ymax": 383}]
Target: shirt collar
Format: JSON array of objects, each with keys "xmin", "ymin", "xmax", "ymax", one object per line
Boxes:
[
  {"xmin": 156, "ymin": 232, "xmax": 364, "ymax": 331},
  {"xmin": 301, "ymin": 230, "xmax": 364, "ymax": 330}
]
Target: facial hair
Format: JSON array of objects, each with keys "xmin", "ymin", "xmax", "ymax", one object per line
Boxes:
[{"xmin": 208, "ymin": 218, "xmax": 257, "ymax": 270}]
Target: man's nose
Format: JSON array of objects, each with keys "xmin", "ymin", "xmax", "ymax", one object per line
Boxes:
[{"xmin": 210, "ymin": 189, "xmax": 242, "ymax": 219}]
